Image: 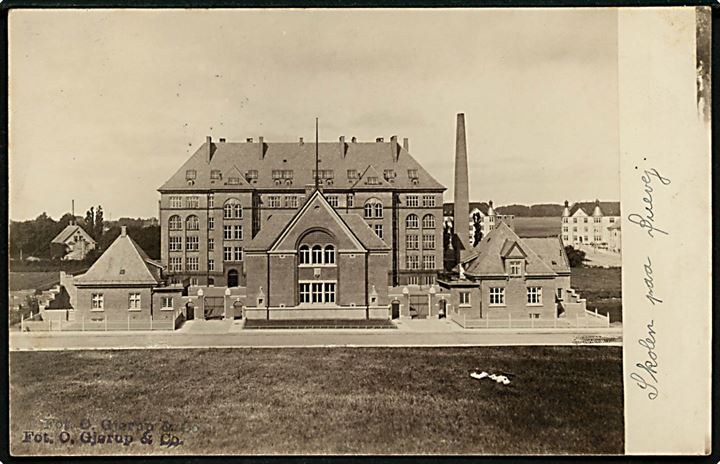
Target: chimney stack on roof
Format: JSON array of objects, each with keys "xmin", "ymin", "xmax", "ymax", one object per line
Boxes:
[
  {"xmin": 205, "ymin": 135, "xmax": 213, "ymax": 163},
  {"xmin": 258, "ymin": 136, "xmax": 265, "ymax": 160},
  {"xmin": 121, "ymin": 225, "xmax": 127, "ymax": 237},
  {"xmin": 299, "ymin": 137, "xmax": 304, "ymax": 145},
  {"xmin": 390, "ymin": 135, "xmax": 400, "ymax": 162},
  {"xmin": 351, "ymin": 136, "xmax": 357, "ymax": 143},
  {"xmin": 403, "ymin": 137, "xmax": 409, "ymax": 151},
  {"xmin": 453, "ymin": 113, "xmax": 471, "ymax": 258},
  {"xmin": 376, "ymin": 137, "xmax": 384, "ymax": 143},
  {"xmin": 246, "ymin": 137, "xmax": 253, "ymax": 143},
  {"xmin": 219, "ymin": 138, "xmax": 226, "ymax": 143},
  {"xmin": 339, "ymin": 136, "xmax": 347, "ymax": 158}
]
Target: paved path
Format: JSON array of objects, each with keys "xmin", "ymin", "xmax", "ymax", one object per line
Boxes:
[{"xmin": 9, "ymin": 321, "xmax": 622, "ymax": 351}]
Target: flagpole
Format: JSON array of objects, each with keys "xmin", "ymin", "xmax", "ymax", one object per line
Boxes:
[{"xmin": 315, "ymin": 117, "xmax": 319, "ymax": 190}]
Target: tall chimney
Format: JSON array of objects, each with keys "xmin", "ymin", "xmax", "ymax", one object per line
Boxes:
[
  {"xmin": 121, "ymin": 225, "xmax": 127, "ymax": 237},
  {"xmin": 258, "ymin": 136, "xmax": 265, "ymax": 160},
  {"xmin": 205, "ymin": 135, "xmax": 212, "ymax": 163},
  {"xmin": 403, "ymin": 137, "xmax": 409, "ymax": 151},
  {"xmin": 390, "ymin": 135, "xmax": 399, "ymax": 162},
  {"xmin": 339, "ymin": 136, "xmax": 346, "ymax": 158},
  {"xmin": 453, "ymin": 113, "xmax": 471, "ymax": 257}
]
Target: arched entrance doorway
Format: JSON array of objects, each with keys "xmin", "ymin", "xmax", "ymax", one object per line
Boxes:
[
  {"xmin": 391, "ymin": 300, "xmax": 400, "ymax": 319},
  {"xmin": 438, "ymin": 299, "xmax": 447, "ymax": 319},
  {"xmin": 227, "ymin": 269, "xmax": 239, "ymax": 288}
]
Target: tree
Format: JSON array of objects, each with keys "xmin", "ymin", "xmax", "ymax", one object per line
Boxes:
[
  {"xmin": 85, "ymin": 207, "xmax": 95, "ymax": 238},
  {"xmin": 471, "ymin": 212, "xmax": 483, "ymax": 246},
  {"xmin": 564, "ymin": 245, "xmax": 586, "ymax": 268},
  {"xmin": 443, "ymin": 221, "xmax": 453, "ymax": 249},
  {"xmin": 94, "ymin": 205, "xmax": 104, "ymax": 240}
]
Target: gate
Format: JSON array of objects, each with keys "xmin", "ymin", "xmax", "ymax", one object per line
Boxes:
[
  {"xmin": 408, "ymin": 295, "xmax": 429, "ymax": 319},
  {"xmin": 204, "ymin": 296, "xmax": 225, "ymax": 319},
  {"xmin": 391, "ymin": 301, "xmax": 400, "ymax": 319}
]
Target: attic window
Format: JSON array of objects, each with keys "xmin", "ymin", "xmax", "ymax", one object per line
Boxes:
[
  {"xmin": 245, "ymin": 170, "xmax": 258, "ymax": 181},
  {"xmin": 119, "ymin": 269, "xmax": 125, "ymax": 275},
  {"xmin": 551, "ymin": 260, "xmax": 558, "ymax": 265},
  {"xmin": 186, "ymin": 169, "xmax": 197, "ymax": 180},
  {"xmin": 347, "ymin": 169, "xmax": 359, "ymax": 180},
  {"xmin": 313, "ymin": 169, "xmax": 334, "ymax": 180},
  {"xmin": 407, "ymin": 169, "xmax": 419, "ymax": 179},
  {"xmin": 228, "ymin": 177, "xmax": 240, "ymax": 185},
  {"xmin": 383, "ymin": 169, "xmax": 396, "ymax": 181},
  {"xmin": 210, "ymin": 170, "xmax": 222, "ymax": 180},
  {"xmin": 366, "ymin": 176, "xmax": 380, "ymax": 185}
]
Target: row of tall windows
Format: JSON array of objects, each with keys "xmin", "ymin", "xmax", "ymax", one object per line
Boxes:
[
  {"xmin": 405, "ymin": 255, "xmax": 436, "ymax": 270},
  {"xmin": 299, "ymin": 245, "xmax": 336, "ymax": 265},
  {"xmin": 405, "ymin": 214, "xmax": 436, "ymax": 229}
]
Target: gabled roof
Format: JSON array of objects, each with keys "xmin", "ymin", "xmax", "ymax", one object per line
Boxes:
[
  {"xmin": 159, "ymin": 139, "xmax": 445, "ymax": 192},
  {"xmin": 74, "ymin": 231, "xmax": 161, "ymax": 286},
  {"xmin": 351, "ymin": 165, "xmax": 392, "ymax": 190},
  {"xmin": 569, "ymin": 201, "xmax": 621, "ymax": 217},
  {"xmin": 500, "ymin": 239, "xmax": 527, "ymax": 259},
  {"xmin": 522, "ymin": 237, "xmax": 570, "ymax": 274},
  {"xmin": 245, "ymin": 190, "xmax": 389, "ymax": 252},
  {"xmin": 462, "ymin": 222, "xmax": 556, "ymax": 277},
  {"xmin": 51, "ymin": 224, "xmax": 96, "ymax": 245}
]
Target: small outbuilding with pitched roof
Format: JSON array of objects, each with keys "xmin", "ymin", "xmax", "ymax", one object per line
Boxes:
[{"xmin": 50, "ymin": 221, "xmax": 96, "ymax": 260}]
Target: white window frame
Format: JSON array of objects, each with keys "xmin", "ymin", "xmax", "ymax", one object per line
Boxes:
[
  {"xmin": 208, "ymin": 217, "xmax": 215, "ymax": 230},
  {"xmin": 234, "ymin": 247, "xmax": 243, "ymax": 262},
  {"xmin": 406, "ymin": 195, "xmax": 419, "ymax": 207},
  {"xmin": 422, "ymin": 255, "xmax": 435, "ymax": 270},
  {"xmin": 299, "ymin": 281, "xmax": 337, "ymax": 304},
  {"xmin": 459, "ymin": 291, "xmax": 471, "ymax": 306},
  {"xmin": 91, "ymin": 293, "xmax": 104, "ymax": 311},
  {"xmin": 489, "ymin": 287, "xmax": 505, "ymax": 306},
  {"xmin": 422, "ymin": 214, "xmax": 435, "ymax": 229},
  {"xmin": 186, "ymin": 256, "xmax": 199, "ymax": 271},
  {"xmin": 373, "ymin": 224, "xmax": 383, "ymax": 239},
  {"xmin": 224, "ymin": 225, "xmax": 232, "ymax": 240},
  {"xmin": 422, "ymin": 195, "xmax": 435, "ymax": 207},
  {"xmin": 128, "ymin": 292, "xmax": 142, "ymax": 311},
  {"xmin": 169, "ymin": 257, "xmax": 182, "ymax": 272},
  {"xmin": 208, "ymin": 259, "xmax": 215, "ymax": 271},
  {"xmin": 186, "ymin": 236, "xmax": 199, "ymax": 251},
  {"xmin": 169, "ymin": 236, "xmax": 182, "ymax": 252},
  {"xmin": 234, "ymin": 225, "xmax": 243, "ymax": 240},
  {"xmin": 224, "ymin": 246, "xmax": 232, "ymax": 262},
  {"xmin": 422, "ymin": 234, "xmax": 435, "ymax": 250},
  {"xmin": 527, "ymin": 286, "xmax": 543, "ymax": 306},
  {"xmin": 169, "ymin": 196, "xmax": 182, "ymax": 208},
  {"xmin": 161, "ymin": 296, "xmax": 174, "ymax": 310},
  {"xmin": 508, "ymin": 259, "xmax": 523, "ymax": 277},
  {"xmin": 406, "ymin": 234, "xmax": 419, "ymax": 250}
]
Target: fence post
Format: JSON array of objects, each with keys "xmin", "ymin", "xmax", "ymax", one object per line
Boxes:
[
  {"xmin": 150, "ymin": 314, "xmax": 153, "ymax": 331},
  {"xmin": 508, "ymin": 312, "xmax": 511, "ymax": 329},
  {"xmin": 82, "ymin": 315, "xmax": 85, "ymax": 331},
  {"xmin": 105, "ymin": 316, "xmax": 108, "ymax": 331},
  {"xmin": 576, "ymin": 313, "xmax": 579, "ymax": 328},
  {"xmin": 128, "ymin": 314, "xmax": 130, "ymax": 331},
  {"xmin": 20, "ymin": 314, "xmax": 24, "ymax": 332},
  {"xmin": 554, "ymin": 317, "xmax": 557, "ymax": 329}
]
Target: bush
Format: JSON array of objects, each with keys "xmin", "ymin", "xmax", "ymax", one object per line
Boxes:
[{"xmin": 564, "ymin": 245, "xmax": 586, "ymax": 267}]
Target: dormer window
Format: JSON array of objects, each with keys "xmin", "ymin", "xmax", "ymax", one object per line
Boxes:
[
  {"xmin": 228, "ymin": 177, "xmax": 240, "ymax": 185},
  {"xmin": 210, "ymin": 170, "xmax": 222, "ymax": 180},
  {"xmin": 407, "ymin": 169, "xmax": 419, "ymax": 179},
  {"xmin": 383, "ymin": 169, "xmax": 395, "ymax": 181},
  {"xmin": 508, "ymin": 259, "xmax": 523, "ymax": 277},
  {"xmin": 186, "ymin": 170, "xmax": 197, "ymax": 180},
  {"xmin": 366, "ymin": 176, "xmax": 380, "ymax": 185},
  {"xmin": 347, "ymin": 169, "xmax": 359, "ymax": 180},
  {"xmin": 245, "ymin": 170, "xmax": 258, "ymax": 182}
]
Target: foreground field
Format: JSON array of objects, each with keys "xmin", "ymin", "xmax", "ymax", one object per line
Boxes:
[
  {"xmin": 10, "ymin": 347, "xmax": 623, "ymax": 455},
  {"xmin": 513, "ymin": 217, "xmax": 561, "ymax": 237},
  {"xmin": 9, "ymin": 271, "xmax": 60, "ymax": 291},
  {"xmin": 571, "ymin": 267, "xmax": 623, "ymax": 323}
]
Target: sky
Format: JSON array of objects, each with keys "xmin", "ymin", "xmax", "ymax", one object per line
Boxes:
[{"xmin": 9, "ymin": 8, "xmax": 619, "ymax": 221}]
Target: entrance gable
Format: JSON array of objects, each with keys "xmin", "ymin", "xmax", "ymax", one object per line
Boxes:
[{"xmin": 270, "ymin": 191, "xmax": 366, "ymax": 252}]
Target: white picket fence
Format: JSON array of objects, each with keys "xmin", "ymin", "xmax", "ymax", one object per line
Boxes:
[
  {"xmin": 21, "ymin": 308, "xmax": 183, "ymax": 332},
  {"xmin": 449, "ymin": 309, "xmax": 610, "ymax": 329}
]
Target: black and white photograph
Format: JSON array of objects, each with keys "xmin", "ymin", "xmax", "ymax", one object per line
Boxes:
[{"xmin": 6, "ymin": 6, "xmax": 712, "ymax": 457}]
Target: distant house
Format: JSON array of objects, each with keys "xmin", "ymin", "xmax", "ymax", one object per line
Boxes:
[
  {"xmin": 443, "ymin": 201, "xmax": 516, "ymax": 244},
  {"xmin": 561, "ymin": 200, "xmax": 620, "ymax": 249},
  {"xmin": 50, "ymin": 221, "xmax": 96, "ymax": 260},
  {"xmin": 607, "ymin": 222, "xmax": 621, "ymax": 253}
]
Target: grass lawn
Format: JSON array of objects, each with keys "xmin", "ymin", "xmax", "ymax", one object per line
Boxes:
[
  {"xmin": 571, "ymin": 267, "xmax": 622, "ymax": 323},
  {"xmin": 513, "ymin": 217, "xmax": 561, "ymax": 238},
  {"xmin": 9, "ymin": 271, "xmax": 60, "ymax": 291},
  {"xmin": 10, "ymin": 347, "xmax": 623, "ymax": 455}
]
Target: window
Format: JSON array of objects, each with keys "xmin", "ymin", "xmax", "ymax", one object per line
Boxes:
[
  {"xmin": 609, "ymin": 217, "xmax": 616, "ymax": 223},
  {"xmin": 224, "ymin": 225, "xmax": 232, "ymax": 240},
  {"xmin": 170, "ymin": 196, "xmax": 182, "ymax": 208},
  {"xmin": 562, "ymin": 235, "xmax": 568, "ymax": 241},
  {"xmin": 224, "ymin": 204, "xmax": 233, "ymax": 219},
  {"xmin": 268, "ymin": 196, "xmax": 281, "ymax": 208},
  {"xmin": 406, "ymin": 195, "xmax": 419, "ymax": 207},
  {"xmin": 594, "ymin": 217, "xmax": 602, "ymax": 223},
  {"xmin": 583, "ymin": 217, "xmax": 588, "ymax": 223},
  {"xmin": 299, "ymin": 282, "xmax": 336, "ymax": 303},
  {"xmin": 562, "ymin": 217, "xmax": 568, "ymax": 223},
  {"xmin": 422, "ymin": 234, "xmax": 435, "ymax": 249},
  {"xmin": 234, "ymin": 247, "xmax": 243, "ymax": 262},
  {"xmin": 459, "ymin": 291, "xmax": 471, "ymax": 306},
  {"xmin": 210, "ymin": 170, "xmax": 222, "ymax": 180},
  {"xmin": 573, "ymin": 226, "xmax": 578, "ymax": 232},
  {"xmin": 299, "ymin": 245, "xmax": 311, "ymax": 265},
  {"xmin": 407, "ymin": 276, "xmax": 420, "ymax": 285},
  {"xmin": 556, "ymin": 288, "xmax": 563, "ymax": 299},
  {"xmin": 208, "ymin": 259, "xmax": 215, "ymax": 271},
  {"xmin": 224, "ymin": 247, "xmax": 232, "ymax": 262},
  {"xmin": 489, "ymin": 216, "xmax": 495, "ymax": 223},
  {"xmin": 347, "ymin": 194, "xmax": 354, "ymax": 207},
  {"xmin": 327, "ymin": 195, "xmax": 339, "ymax": 208},
  {"xmin": 189, "ymin": 277, "xmax": 199, "ymax": 286},
  {"xmin": 584, "ymin": 227, "xmax": 588, "ymax": 232},
  {"xmin": 406, "ymin": 214, "xmax": 419, "ymax": 229},
  {"xmin": 128, "ymin": 293, "xmax": 141, "ymax": 310},
  {"xmin": 186, "ymin": 236, "xmax": 199, "ymax": 251},
  {"xmin": 562, "ymin": 226, "xmax": 568, "ymax": 232},
  {"xmin": 573, "ymin": 217, "xmax": 578, "ymax": 223},
  {"xmin": 364, "ymin": 199, "xmax": 383, "ymax": 218},
  {"xmin": 186, "ymin": 215, "xmax": 199, "ymax": 230},
  {"xmin": 313, "ymin": 169, "xmax": 334, "ymax": 181},
  {"xmin": 286, "ymin": 196, "xmax": 298, "ymax": 208},
  {"xmin": 208, "ymin": 217, "xmax": 215, "ymax": 230},
  {"xmin": 245, "ymin": 170, "xmax": 258, "ymax": 181},
  {"xmin": 207, "ymin": 194, "xmax": 215, "ymax": 208},
  {"xmin": 406, "ymin": 234, "xmax": 419, "ymax": 250},
  {"xmin": 186, "ymin": 170, "xmax": 197, "ymax": 180},
  {"xmin": 383, "ymin": 169, "xmax": 395, "ymax": 180},
  {"xmin": 186, "ymin": 196, "xmax": 199, "ymax": 208},
  {"xmin": 91, "ymin": 293, "xmax": 104, "ymax": 311},
  {"xmin": 423, "ymin": 255, "xmax": 435, "ymax": 270},
  {"xmin": 169, "ymin": 236, "xmax": 182, "ymax": 251},
  {"xmin": 161, "ymin": 296, "xmax": 173, "ymax": 309},
  {"xmin": 300, "ymin": 283, "xmax": 311, "ymax": 303},
  {"xmin": 234, "ymin": 204, "xmax": 242, "ymax": 218},
  {"xmin": 324, "ymin": 283, "xmax": 336, "ymax": 303},
  {"xmin": 489, "ymin": 287, "xmax": 505, "ymax": 306},
  {"xmin": 347, "ymin": 169, "xmax": 359, "ymax": 180},
  {"xmin": 594, "ymin": 235, "xmax": 602, "ymax": 242},
  {"xmin": 508, "ymin": 259, "xmax": 523, "ymax": 276},
  {"xmin": 169, "ymin": 215, "xmax": 182, "ymax": 230},
  {"xmin": 312, "ymin": 245, "xmax": 323, "ymax": 264},
  {"xmin": 366, "ymin": 176, "xmax": 380, "ymax": 185},
  {"xmin": 169, "ymin": 257, "xmax": 182, "ymax": 272},
  {"xmin": 407, "ymin": 169, "xmax": 418, "ymax": 179},
  {"xmin": 527, "ymin": 287, "xmax": 542, "ymax": 305},
  {"xmin": 208, "ymin": 238, "xmax": 215, "ymax": 251},
  {"xmin": 373, "ymin": 224, "xmax": 383, "ymax": 239},
  {"xmin": 422, "ymin": 195, "xmax": 435, "ymax": 207},
  {"xmin": 324, "ymin": 245, "xmax": 335, "ymax": 265},
  {"xmin": 406, "ymin": 255, "xmax": 419, "ymax": 270},
  {"xmin": 234, "ymin": 225, "xmax": 243, "ymax": 240},
  {"xmin": 186, "ymin": 256, "xmax": 199, "ymax": 271},
  {"xmin": 422, "ymin": 214, "xmax": 435, "ymax": 229},
  {"xmin": 228, "ymin": 177, "xmax": 240, "ymax": 185}
]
